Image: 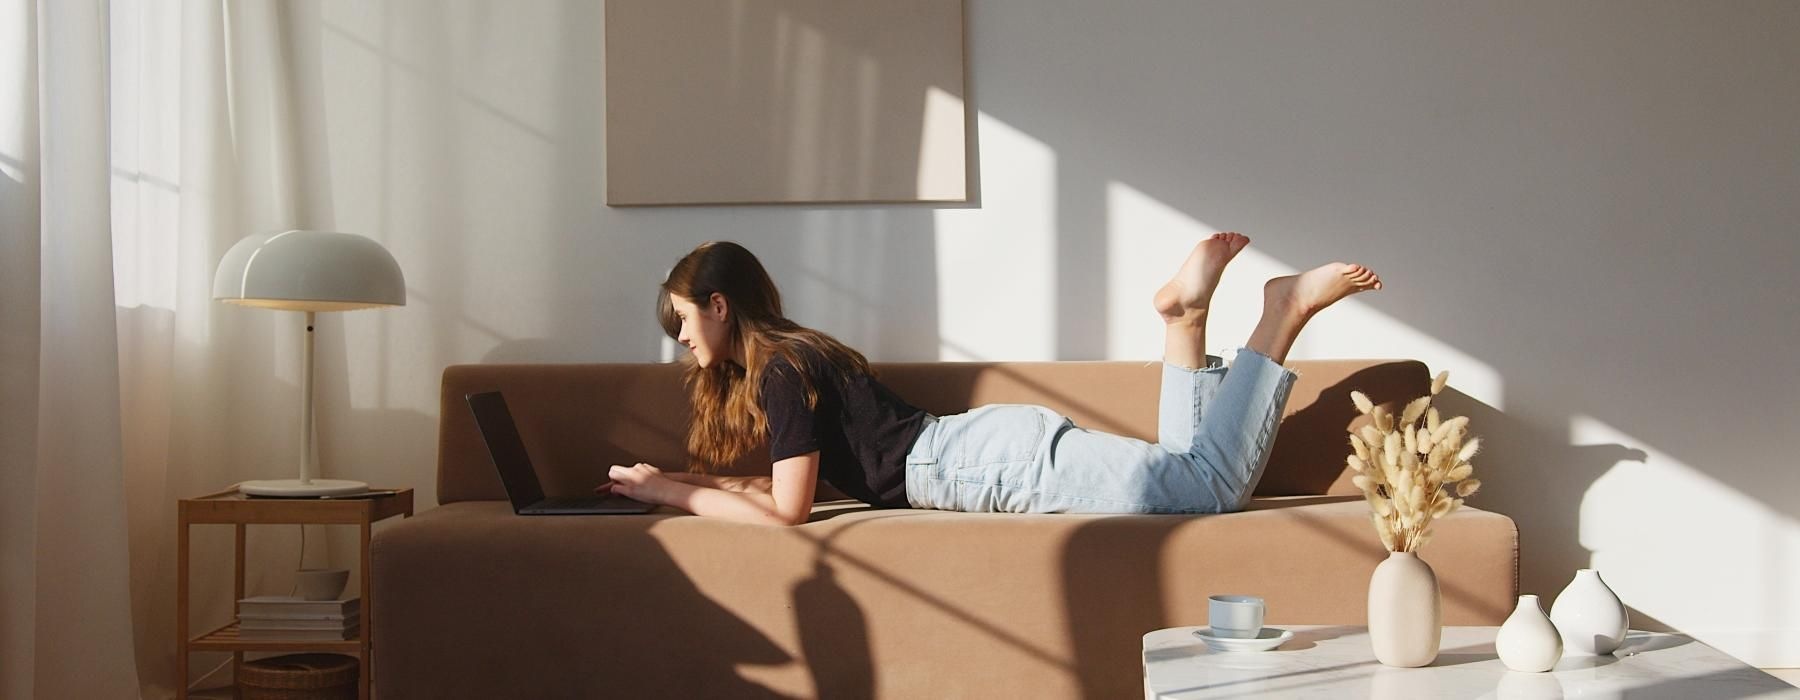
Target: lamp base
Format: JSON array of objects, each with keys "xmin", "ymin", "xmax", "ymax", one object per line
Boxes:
[{"xmin": 238, "ymin": 479, "xmax": 370, "ymax": 497}]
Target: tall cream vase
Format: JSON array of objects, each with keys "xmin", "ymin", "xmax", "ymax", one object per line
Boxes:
[{"xmin": 1368, "ymin": 551, "xmax": 1441, "ymax": 667}]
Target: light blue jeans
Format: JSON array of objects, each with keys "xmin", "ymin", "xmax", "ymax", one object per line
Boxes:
[{"xmin": 903, "ymin": 349, "xmax": 1297, "ymax": 514}]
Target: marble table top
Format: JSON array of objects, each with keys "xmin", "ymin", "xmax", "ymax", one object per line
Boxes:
[{"xmin": 1143, "ymin": 625, "xmax": 1800, "ymax": 699}]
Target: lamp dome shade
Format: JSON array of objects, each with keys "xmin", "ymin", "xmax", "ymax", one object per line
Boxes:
[{"xmin": 213, "ymin": 230, "xmax": 406, "ymax": 311}]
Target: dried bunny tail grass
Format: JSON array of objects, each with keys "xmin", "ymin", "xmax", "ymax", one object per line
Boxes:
[
  {"xmin": 1401, "ymin": 396, "xmax": 1432, "ymax": 427},
  {"xmin": 1374, "ymin": 513, "xmax": 1397, "ymax": 551},
  {"xmin": 1349, "ymin": 381, "xmax": 1478, "ymax": 552},
  {"xmin": 1431, "ymin": 415, "xmax": 1470, "ymax": 443},
  {"xmin": 1429, "ymin": 441, "xmax": 1453, "ymax": 471},
  {"xmin": 1394, "ymin": 469, "xmax": 1414, "ymax": 497},
  {"xmin": 1457, "ymin": 437, "xmax": 1482, "ymax": 463},
  {"xmin": 1425, "ymin": 439, "xmax": 1454, "ymax": 467}
]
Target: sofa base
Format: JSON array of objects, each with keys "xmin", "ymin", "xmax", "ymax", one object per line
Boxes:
[{"xmin": 372, "ymin": 497, "xmax": 1515, "ymax": 698}]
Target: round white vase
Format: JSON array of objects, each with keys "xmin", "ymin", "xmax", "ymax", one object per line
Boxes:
[
  {"xmin": 1368, "ymin": 551, "xmax": 1441, "ymax": 667},
  {"xmin": 1549, "ymin": 569, "xmax": 1629, "ymax": 655},
  {"xmin": 1496, "ymin": 594, "xmax": 1563, "ymax": 672}
]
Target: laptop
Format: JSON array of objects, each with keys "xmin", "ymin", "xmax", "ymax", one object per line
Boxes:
[{"xmin": 467, "ymin": 391, "xmax": 656, "ymax": 515}]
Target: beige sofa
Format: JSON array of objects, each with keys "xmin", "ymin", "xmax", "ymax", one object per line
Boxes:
[{"xmin": 372, "ymin": 359, "xmax": 1517, "ymax": 698}]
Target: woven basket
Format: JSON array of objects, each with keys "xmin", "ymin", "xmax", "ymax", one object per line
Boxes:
[{"xmin": 240, "ymin": 653, "xmax": 358, "ymax": 700}]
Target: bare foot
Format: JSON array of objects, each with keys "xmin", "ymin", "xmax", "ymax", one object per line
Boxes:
[
  {"xmin": 1155, "ymin": 232, "xmax": 1251, "ymax": 323},
  {"xmin": 1263, "ymin": 262, "xmax": 1383, "ymax": 319}
]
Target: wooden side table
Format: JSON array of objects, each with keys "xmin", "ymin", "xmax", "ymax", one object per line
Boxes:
[{"xmin": 177, "ymin": 487, "xmax": 413, "ymax": 700}]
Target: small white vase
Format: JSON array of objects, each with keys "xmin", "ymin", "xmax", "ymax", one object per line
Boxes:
[
  {"xmin": 1496, "ymin": 594, "xmax": 1563, "ymax": 672},
  {"xmin": 1550, "ymin": 569, "xmax": 1629, "ymax": 655},
  {"xmin": 1368, "ymin": 551, "xmax": 1441, "ymax": 667}
]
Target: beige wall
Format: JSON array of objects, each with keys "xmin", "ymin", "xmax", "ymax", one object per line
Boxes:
[{"xmin": 276, "ymin": 0, "xmax": 1799, "ymax": 665}]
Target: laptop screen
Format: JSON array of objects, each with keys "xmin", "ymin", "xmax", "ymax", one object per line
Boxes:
[{"xmin": 466, "ymin": 392, "xmax": 546, "ymax": 511}]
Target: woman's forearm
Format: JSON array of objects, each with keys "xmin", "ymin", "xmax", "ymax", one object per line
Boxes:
[
  {"xmin": 664, "ymin": 482, "xmax": 797, "ymax": 526},
  {"xmin": 664, "ymin": 472, "xmax": 772, "ymax": 494}
]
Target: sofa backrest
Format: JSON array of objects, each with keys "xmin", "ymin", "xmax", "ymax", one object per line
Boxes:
[{"xmin": 437, "ymin": 359, "xmax": 1428, "ymax": 505}]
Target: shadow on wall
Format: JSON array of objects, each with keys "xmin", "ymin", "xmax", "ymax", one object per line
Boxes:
[{"xmin": 1433, "ymin": 388, "xmax": 1648, "ymax": 610}]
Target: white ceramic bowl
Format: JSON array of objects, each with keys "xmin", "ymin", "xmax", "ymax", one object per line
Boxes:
[{"xmin": 295, "ymin": 568, "xmax": 350, "ymax": 601}]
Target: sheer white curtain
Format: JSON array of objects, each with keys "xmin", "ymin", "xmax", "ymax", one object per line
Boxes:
[
  {"xmin": 3, "ymin": 0, "xmax": 307, "ymax": 696},
  {"xmin": 1, "ymin": 0, "xmax": 140, "ymax": 697}
]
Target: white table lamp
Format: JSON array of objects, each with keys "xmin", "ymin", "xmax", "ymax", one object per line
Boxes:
[{"xmin": 213, "ymin": 230, "xmax": 405, "ymax": 497}]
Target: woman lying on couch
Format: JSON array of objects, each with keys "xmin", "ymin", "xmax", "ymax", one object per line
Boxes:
[{"xmin": 595, "ymin": 235, "xmax": 1381, "ymax": 526}]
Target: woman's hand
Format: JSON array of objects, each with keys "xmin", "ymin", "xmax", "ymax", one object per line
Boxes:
[{"xmin": 596, "ymin": 462, "xmax": 678, "ymax": 505}]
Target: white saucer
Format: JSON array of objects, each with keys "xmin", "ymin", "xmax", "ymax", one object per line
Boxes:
[{"xmin": 1193, "ymin": 627, "xmax": 1295, "ymax": 652}]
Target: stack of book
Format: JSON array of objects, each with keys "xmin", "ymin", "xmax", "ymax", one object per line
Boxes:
[{"xmin": 236, "ymin": 596, "xmax": 360, "ymax": 641}]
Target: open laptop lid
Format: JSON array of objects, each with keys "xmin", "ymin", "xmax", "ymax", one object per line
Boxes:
[{"xmin": 466, "ymin": 391, "xmax": 546, "ymax": 513}]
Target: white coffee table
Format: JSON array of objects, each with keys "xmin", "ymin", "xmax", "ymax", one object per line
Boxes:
[{"xmin": 1143, "ymin": 625, "xmax": 1800, "ymax": 699}]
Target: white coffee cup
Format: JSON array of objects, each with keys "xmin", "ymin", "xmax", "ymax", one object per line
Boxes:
[
  {"xmin": 295, "ymin": 568, "xmax": 350, "ymax": 601},
  {"xmin": 1208, "ymin": 594, "xmax": 1266, "ymax": 639}
]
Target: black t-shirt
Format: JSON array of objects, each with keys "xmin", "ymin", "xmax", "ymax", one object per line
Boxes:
[{"xmin": 759, "ymin": 349, "xmax": 928, "ymax": 508}]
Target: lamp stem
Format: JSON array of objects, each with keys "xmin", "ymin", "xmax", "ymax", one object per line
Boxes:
[{"xmin": 300, "ymin": 310, "xmax": 316, "ymax": 485}]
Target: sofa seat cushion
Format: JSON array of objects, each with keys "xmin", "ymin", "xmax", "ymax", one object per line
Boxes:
[{"xmin": 372, "ymin": 496, "xmax": 1515, "ymax": 699}]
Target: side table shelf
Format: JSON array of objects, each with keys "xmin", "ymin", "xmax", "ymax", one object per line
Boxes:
[
  {"xmin": 190, "ymin": 621, "xmax": 363, "ymax": 652},
  {"xmin": 177, "ymin": 487, "xmax": 414, "ymax": 700}
]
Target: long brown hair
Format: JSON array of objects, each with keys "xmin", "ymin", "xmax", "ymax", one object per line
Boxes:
[{"xmin": 659, "ymin": 241, "xmax": 871, "ymax": 472}]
